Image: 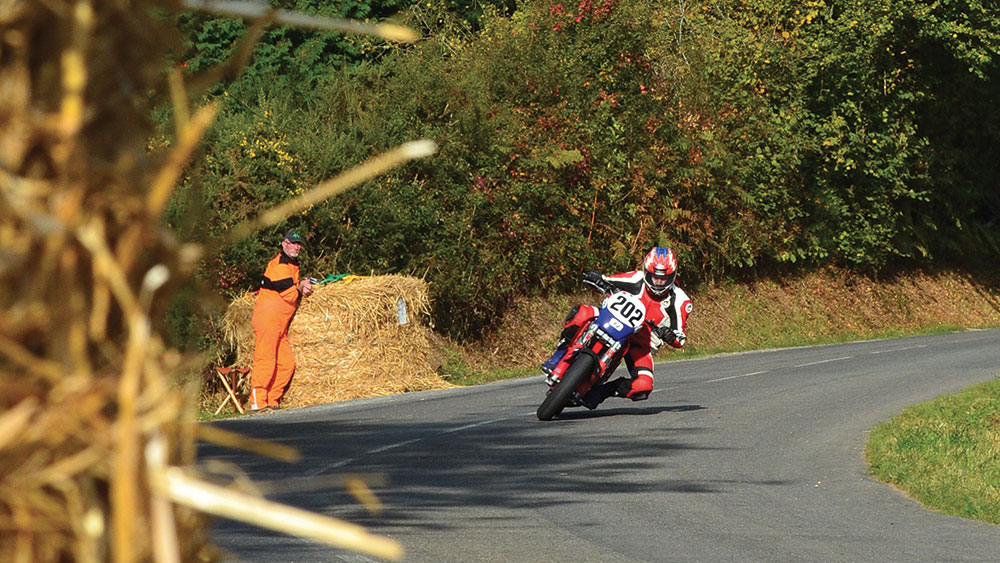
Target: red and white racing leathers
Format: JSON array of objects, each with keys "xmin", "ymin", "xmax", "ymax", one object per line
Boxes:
[{"xmin": 555, "ymin": 270, "xmax": 692, "ymax": 399}]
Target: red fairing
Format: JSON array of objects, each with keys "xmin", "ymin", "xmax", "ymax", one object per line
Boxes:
[{"xmin": 551, "ymin": 305, "xmax": 599, "ymax": 378}]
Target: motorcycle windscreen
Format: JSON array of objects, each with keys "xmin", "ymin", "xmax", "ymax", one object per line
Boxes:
[{"xmin": 596, "ymin": 292, "xmax": 647, "ymax": 342}]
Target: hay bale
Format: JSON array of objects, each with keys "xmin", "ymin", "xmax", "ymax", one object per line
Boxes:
[
  {"xmin": 221, "ymin": 275, "xmax": 451, "ymax": 407},
  {"xmin": 221, "ymin": 291, "xmax": 257, "ymax": 370}
]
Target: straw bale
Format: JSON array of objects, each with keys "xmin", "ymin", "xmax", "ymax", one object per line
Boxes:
[
  {"xmin": 221, "ymin": 291, "xmax": 257, "ymax": 370},
  {"xmin": 219, "ymin": 275, "xmax": 451, "ymax": 407}
]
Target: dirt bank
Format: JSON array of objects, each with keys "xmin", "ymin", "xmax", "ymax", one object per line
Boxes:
[{"xmin": 460, "ymin": 268, "xmax": 1000, "ymax": 371}]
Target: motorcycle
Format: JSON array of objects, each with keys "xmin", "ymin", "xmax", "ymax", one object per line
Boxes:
[{"xmin": 536, "ymin": 278, "xmax": 652, "ymax": 420}]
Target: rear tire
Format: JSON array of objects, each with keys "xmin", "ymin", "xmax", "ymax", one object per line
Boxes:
[{"xmin": 536, "ymin": 355, "xmax": 594, "ymax": 421}]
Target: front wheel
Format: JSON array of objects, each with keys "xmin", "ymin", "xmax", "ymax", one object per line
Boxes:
[{"xmin": 536, "ymin": 355, "xmax": 594, "ymax": 421}]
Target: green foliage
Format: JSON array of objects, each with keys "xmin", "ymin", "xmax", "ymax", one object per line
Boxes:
[
  {"xmin": 733, "ymin": 0, "xmax": 1000, "ymax": 268},
  {"xmin": 163, "ymin": 92, "xmax": 316, "ymax": 293},
  {"xmin": 176, "ymin": 0, "xmax": 515, "ymax": 98},
  {"xmin": 177, "ymin": 14, "xmax": 246, "ymax": 74},
  {"xmin": 165, "ymin": 0, "xmax": 1000, "ymax": 342},
  {"xmin": 161, "ymin": 281, "xmax": 216, "ymax": 352}
]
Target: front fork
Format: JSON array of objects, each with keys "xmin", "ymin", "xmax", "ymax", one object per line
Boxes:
[{"xmin": 547, "ymin": 346, "xmax": 603, "ymax": 390}]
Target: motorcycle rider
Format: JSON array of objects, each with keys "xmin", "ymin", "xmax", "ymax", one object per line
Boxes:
[{"xmin": 541, "ymin": 246, "xmax": 692, "ymax": 409}]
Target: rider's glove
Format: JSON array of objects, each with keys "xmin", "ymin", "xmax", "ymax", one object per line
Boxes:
[
  {"xmin": 582, "ymin": 270, "xmax": 603, "ymax": 286},
  {"xmin": 651, "ymin": 326, "xmax": 685, "ymax": 350},
  {"xmin": 582, "ymin": 271, "xmax": 612, "ymax": 293},
  {"xmin": 670, "ymin": 329, "xmax": 686, "ymax": 348},
  {"xmin": 649, "ymin": 326, "xmax": 665, "ymax": 351}
]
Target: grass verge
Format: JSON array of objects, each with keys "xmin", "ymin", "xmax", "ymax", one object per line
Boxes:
[
  {"xmin": 866, "ymin": 377, "xmax": 1000, "ymax": 525},
  {"xmin": 437, "ymin": 340, "xmax": 539, "ymax": 386}
]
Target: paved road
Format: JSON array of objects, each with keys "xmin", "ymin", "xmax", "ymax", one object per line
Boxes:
[{"xmin": 203, "ymin": 329, "xmax": 1000, "ymax": 562}]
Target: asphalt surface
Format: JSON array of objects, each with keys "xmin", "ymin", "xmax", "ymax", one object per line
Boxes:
[{"xmin": 202, "ymin": 329, "xmax": 1000, "ymax": 562}]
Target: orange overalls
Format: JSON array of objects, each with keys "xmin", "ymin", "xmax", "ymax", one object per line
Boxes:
[{"xmin": 250, "ymin": 252, "xmax": 301, "ymax": 409}]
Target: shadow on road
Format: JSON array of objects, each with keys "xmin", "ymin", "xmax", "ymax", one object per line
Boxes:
[
  {"xmin": 200, "ymin": 397, "xmax": 773, "ymax": 543},
  {"xmin": 555, "ymin": 403, "xmax": 706, "ymax": 419}
]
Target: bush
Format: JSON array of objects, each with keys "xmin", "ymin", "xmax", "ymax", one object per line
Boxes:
[{"xmin": 166, "ymin": 0, "xmax": 1000, "ymax": 342}]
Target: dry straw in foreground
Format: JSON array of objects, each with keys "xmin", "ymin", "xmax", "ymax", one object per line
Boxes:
[{"xmin": 0, "ymin": 0, "xmax": 428, "ymax": 561}]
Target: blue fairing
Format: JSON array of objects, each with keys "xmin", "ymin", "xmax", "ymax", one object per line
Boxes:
[{"xmin": 595, "ymin": 306, "xmax": 636, "ymax": 342}]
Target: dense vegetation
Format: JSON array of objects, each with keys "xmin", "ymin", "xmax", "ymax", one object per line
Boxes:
[{"xmin": 161, "ymin": 0, "xmax": 1000, "ymax": 344}]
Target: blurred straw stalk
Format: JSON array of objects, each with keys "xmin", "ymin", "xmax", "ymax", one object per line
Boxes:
[
  {"xmin": 0, "ymin": 0, "xmax": 426, "ymax": 560},
  {"xmin": 0, "ymin": 0, "xmax": 213, "ymax": 558}
]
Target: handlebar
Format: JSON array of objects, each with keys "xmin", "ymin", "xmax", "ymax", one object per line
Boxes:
[{"xmin": 583, "ymin": 278, "xmax": 615, "ymax": 294}]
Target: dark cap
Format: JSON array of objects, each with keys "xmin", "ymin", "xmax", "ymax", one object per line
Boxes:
[{"xmin": 284, "ymin": 230, "xmax": 304, "ymax": 245}]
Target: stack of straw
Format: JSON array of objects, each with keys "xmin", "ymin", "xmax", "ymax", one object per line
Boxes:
[{"xmin": 222, "ymin": 275, "xmax": 451, "ymax": 407}]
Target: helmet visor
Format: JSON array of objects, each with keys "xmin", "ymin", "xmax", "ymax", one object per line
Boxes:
[{"xmin": 645, "ymin": 270, "xmax": 676, "ymax": 292}]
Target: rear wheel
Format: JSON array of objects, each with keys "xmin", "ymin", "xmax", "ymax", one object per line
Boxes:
[{"xmin": 536, "ymin": 355, "xmax": 594, "ymax": 421}]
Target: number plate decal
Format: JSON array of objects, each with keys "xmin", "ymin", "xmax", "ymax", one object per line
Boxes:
[{"xmin": 603, "ymin": 292, "xmax": 646, "ymax": 329}]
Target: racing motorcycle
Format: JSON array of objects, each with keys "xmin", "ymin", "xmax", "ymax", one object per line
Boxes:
[{"xmin": 536, "ymin": 278, "xmax": 652, "ymax": 420}]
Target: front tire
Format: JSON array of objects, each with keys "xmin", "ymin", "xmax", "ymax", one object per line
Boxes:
[{"xmin": 536, "ymin": 355, "xmax": 594, "ymax": 421}]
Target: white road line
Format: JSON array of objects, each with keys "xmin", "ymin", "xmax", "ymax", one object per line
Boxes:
[
  {"xmin": 337, "ymin": 553, "xmax": 381, "ymax": 563},
  {"xmin": 304, "ymin": 458, "xmax": 356, "ymax": 476},
  {"xmin": 366, "ymin": 438, "xmax": 422, "ymax": 455},
  {"xmin": 310, "ymin": 419, "xmax": 509, "ymax": 473},
  {"xmin": 869, "ymin": 345, "xmax": 927, "ymax": 354},
  {"xmin": 705, "ymin": 371, "xmax": 768, "ymax": 383},
  {"xmin": 794, "ymin": 356, "xmax": 852, "ymax": 368},
  {"xmin": 442, "ymin": 418, "xmax": 508, "ymax": 433}
]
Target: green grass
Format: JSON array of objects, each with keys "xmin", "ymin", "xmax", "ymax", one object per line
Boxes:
[
  {"xmin": 443, "ymin": 365, "xmax": 539, "ymax": 386},
  {"xmin": 436, "ymin": 345, "xmax": 538, "ymax": 386},
  {"xmin": 866, "ymin": 377, "xmax": 1000, "ymax": 525},
  {"xmin": 197, "ymin": 407, "xmax": 242, "ymax": 421}
]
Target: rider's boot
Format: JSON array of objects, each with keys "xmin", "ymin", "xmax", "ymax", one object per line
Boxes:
[
  {"xmin": 582, "ymin": 378, "xmax": 621, "ymax": 409},
  {"xmin": 541, "ymin": 324, "xmax": 579, "ymax": 377},
  {"xmin": 617, "ymin": 374, "xmax": 652, "ymax": 401},
  {"xmin": 541, "ymin": 348, "xmax": 566, "ymax": 377}
]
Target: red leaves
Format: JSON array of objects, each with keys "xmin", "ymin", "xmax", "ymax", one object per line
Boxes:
[{"xmin": 548, "ymin": 0, "xmax": 616, "ymax": 31}]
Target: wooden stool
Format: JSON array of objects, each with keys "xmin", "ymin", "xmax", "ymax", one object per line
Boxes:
[{"xmin": 214, "ymin": 366, "xmax": 250, "ymax": 415}]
